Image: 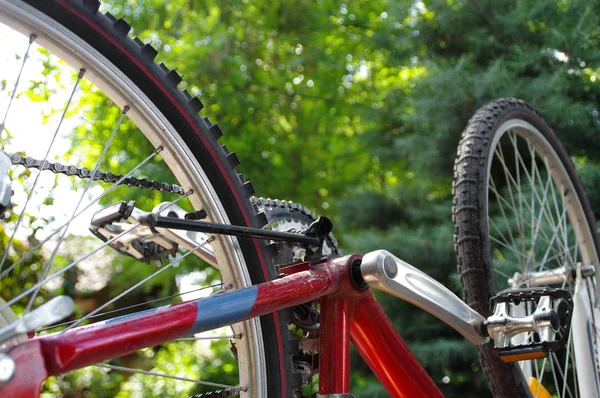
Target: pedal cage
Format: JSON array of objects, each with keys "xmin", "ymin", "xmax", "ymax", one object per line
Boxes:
[
  {"xmin": 89, "ymin": 201, "xmax": 178, "ymax": 264},
  {"xmin": 487, "ymin": 288, "xmax": 573, "ymax": 363}
]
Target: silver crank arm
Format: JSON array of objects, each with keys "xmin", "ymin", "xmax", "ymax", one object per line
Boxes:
[{"xmin": 361, "ymin": 250, "xmax": 489, "ymax": 345}]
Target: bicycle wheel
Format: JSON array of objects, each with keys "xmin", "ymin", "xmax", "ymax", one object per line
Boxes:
[
  {"xmin": 453, "ymin": 98, "xmax": 600, "ymax": 397},
  {"xmin": 0, "ymin": 0, "xmax": 301, "ymax": 396}
]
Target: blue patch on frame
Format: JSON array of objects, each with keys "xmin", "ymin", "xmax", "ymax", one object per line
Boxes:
[{"xmin": 187, "ymin": 286, "xmax": 258, "ymax": 335}]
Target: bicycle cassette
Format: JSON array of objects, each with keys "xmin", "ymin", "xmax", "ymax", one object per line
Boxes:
[{"xmin": 485, "ymin": 288, "xmax": 572, "ymax": 363}]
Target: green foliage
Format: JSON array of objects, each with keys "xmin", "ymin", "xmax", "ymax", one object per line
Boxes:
[{"xmin": 4, "ymin": 0, "xmax": 600, "ymax": 396}]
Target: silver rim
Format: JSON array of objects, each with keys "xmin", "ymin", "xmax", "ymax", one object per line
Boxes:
[
  {"xmin": 0, "ymin": 0, "xmax": 266, "ymax": 396},
  {"xmin": 486, "ymin": 119, "xmax": 600, "ymax": 397}
]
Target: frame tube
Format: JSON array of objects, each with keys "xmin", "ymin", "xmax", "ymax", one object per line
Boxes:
[
  {"xmin": 3, "ymin": 255, "xmax": 443, "ymax": 398},
  {"xmin": 350, "ymin": 292, "xmax": 443, "ymax": 398},
  {"xmin": 319, "ymin": 295, "xmax": 351, "ymax": 394}
]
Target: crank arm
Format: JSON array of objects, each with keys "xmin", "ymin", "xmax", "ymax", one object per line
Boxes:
[{"xmin": 361, "ymin": 250, "xmax": 489, "ymax": 345}]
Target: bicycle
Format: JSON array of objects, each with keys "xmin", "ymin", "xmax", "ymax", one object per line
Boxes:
[{"xmin": 0, "ymin": 1, "xmax": 598, "ymax": 397}]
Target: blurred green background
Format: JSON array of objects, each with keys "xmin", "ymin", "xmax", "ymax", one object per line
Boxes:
[{"xmin": 3, "ymin": 0, "xmax": 600, "ymax": 397}]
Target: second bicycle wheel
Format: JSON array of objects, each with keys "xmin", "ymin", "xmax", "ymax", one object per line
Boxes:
[{"xmin": 453, "ymin": 98, "xmax": 600, "ymax": 398}]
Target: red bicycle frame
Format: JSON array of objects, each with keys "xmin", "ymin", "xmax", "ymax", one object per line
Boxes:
[{"xmin": 2, "ymin": 254, "xmax": 443, "ymax": 397}]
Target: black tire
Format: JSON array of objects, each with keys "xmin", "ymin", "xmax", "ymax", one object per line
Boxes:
[
  {"xmin": 453, "ymin": 98, "xmax": 600, "ymax": 397},
  {"xmin": 1, "ymin": 0, "xmax": 300, "ymax": 396}
]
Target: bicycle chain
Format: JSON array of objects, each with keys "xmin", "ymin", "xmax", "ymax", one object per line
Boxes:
[
  {"xmin": 187, "ymin": 388, "xmax": 238, "ymax": 398},
  {"xmin": 4, "ymin": 151, "xmax": 185, "ymax": 195}
]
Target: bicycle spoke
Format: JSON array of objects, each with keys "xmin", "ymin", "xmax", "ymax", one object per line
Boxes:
[
  {"xmin": 545, "ymin": 160, "xmax": 572, "ymax": 260},
  {"xmin": 0, "ymin": 69, "xmax": 85, "ymax": 274},
  {"xmin": 489, "ymin": 196, "xmax": 566, "ymax": 263},
  {"xmin": 489, "ymin": 169, "xmax": 565, "ymax": 272},
  {"xmin": 24, "ymin": 105, "xmax": 130, "ymax": 314},
  {"xmin": 562, "ymin": 318, "xmax": 575, "ymax": 398},
  {"xmin": 63, "ymin": 237, "xmax": 215, "ymax": 332},
  {"xmin": 0, "ymin": 221, "xmax": 141, "ymax": 312},
  {"xmin": 36, "ymin": 282, "xmax": 224, "ymax": 332},
  {"xmin": 175, "ymin": 335, "xmax": 241, "ymax": 341},
  {"xmin": 0, "ymin": 34, "xmax": 35, "ymax": 134},
  {"xmin": 534, "ymin": 357, "xmax": 546, "ymax": 398},
  {"xmin": 93, "ymin": 363, "xmax": 245, "ymax": 391},
  {"xmin": 493, "ymin": 134, "xmax": 581, "ymax": 397},
  {"xmin": 550, "ymin": 352, "xmax": 575, "ymax": 398},
  {"xmin": 0, "ymin": 6, "xmax": 285, "ymax": 396},
  {"xmin": 0, "ymin": 146, "xmax": 166, "ymax": 279},
  {"xmin": 489, "ymin": 175, "xmax": 522, "ymax": 267},
  {"xmin": 1, "ymin": 190, "xmax": 192, "ymax": 313},
  {"xmin": 494, "ymin": 142, "xmax": 526, "ymax": 252},
  {"xmin": 492, "ymin": 136, "xmax": 575, "ymax": 276},
  {"xmin": 490, "ymin": 234, "xmax": 530, "ymax": 264},
  {"xmin": 509, "ymin": 131, "xmax": 527, "ymax": 256},
  {"xmin": 529, "ymin": 150, "xmax": 573, "ymax": 261},
  {"xmin": 535, "ymin": 198, "xmax": 568, "ymax": 274}
]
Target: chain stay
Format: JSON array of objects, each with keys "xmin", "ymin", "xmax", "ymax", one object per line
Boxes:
[{"xmin": 5, "ymin": 151, "xmax": 184, "ymax": 195}]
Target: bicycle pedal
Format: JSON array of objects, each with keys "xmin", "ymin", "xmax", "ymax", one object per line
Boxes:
[
  {"xmin": 497, "ymin": 343, "xmax": 550, "ymax": 363},
  {"xmin": 89, "ymin": 200, "xmax": 178, "ymax": 263},
  {"xmin": 486, "ymin": 288, "xmax": 573, "ymax": 363}
]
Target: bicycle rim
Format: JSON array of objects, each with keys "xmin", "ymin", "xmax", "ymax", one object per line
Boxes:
[
  {"xmin": 454, "ymin": 99, "xmax": 600, "ymax": 398},
  {"xmin": 0, "ymin": 0, "xmax": 290, "ymax": 396}
]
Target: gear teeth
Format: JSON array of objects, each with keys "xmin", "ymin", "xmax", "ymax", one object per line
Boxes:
[
  {"xmin": 166, "ymin": 69, "xmax": 182, "ymax": 86},
  {"xmin": 82, "ymin": 0, "xmax": 100, "ymax": 13},
  {"xmin": 141, "ymin": 44, "xmax": 158, "ymax": 60},
  {"xmin": 208, "ymin": 124, "xmax": 223, "ymax": 140},
  {"xmin": 252, "ymin": 197, "xmax": 265, "ymax": 206},
  {"xmin": 182, "ymin": 89, "xmax": 192, "ymax": 99},
  {"xmin": 188, "ymin": 97, "xmax": 204, "ymax": 113},
  {"xmin": 203, "ymin": 116, "xmax": 212, "ymax": 125},
  {"xmin": 113, "ymin": 18, "xmax": 131, "ymax": 36},
  {"xmin": 251, "ymin": 196, "xmax": 341, "ymax": 256}
]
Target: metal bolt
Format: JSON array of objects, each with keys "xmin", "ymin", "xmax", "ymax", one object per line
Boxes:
[
  {"xmin": 0, "ymin": 353, "xmax": 15, "ymax": 384},
  {"xmin": 383, "ymin": 256, "xmax": 398, "ymax": 278}
]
